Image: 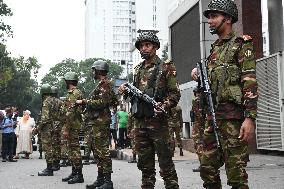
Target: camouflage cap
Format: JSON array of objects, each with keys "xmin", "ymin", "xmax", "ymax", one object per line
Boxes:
[
  {"xmin": 135, "ymin": 31, "xmax": 160, "ymax": 49},
  {"xmin": 64, "ymin": 72, "xmax": 79, "ymax": 81},
  {"xmin": 203, "ymin": 0, "xmax": 238, "ymax": 23},
  {"xmin": 92, "ymin": 60, "xmax": 109, "ymax": 72}
]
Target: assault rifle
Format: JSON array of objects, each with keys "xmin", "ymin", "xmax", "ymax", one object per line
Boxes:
[
  {"xmin": 196, "ymin": 62, "xmax": 221, "ymax": 148},
  {"xmin": 124, "ymin": 82, "xmax": 167, "ymax": 114}
]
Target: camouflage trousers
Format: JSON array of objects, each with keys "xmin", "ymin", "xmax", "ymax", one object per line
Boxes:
[
  {"xmin": 84, "ymin": 127, "xmax": 95, "ymax": 158},
  {"xmin": 37, "ymin": 133, "xmax": 42, "ymax": 153},
  {"xmin": 66, "ymin": 128, "xmax": 82, "ymax": 169},
  {"xmin": 41, "ymin": 124, "xmax": 60, "ymax": 164},
  {"xmin": 192, "ymin": 116, "xmax": 205, "ymax": 160},
  {"xmin": 168, "ymin": 126, "xmax": 182, "ymax": 155},
  {"xmin": 200, "ymin": 119, "xmax": 249, "ymax": 189},
  {"xmin": 87, "ymin": 123, "xmax": 112, "ymax": 174},
  {"xmin": 134, "ymin": 127, "xmax": 179, "ymax": 189},
  {"xmin": 60, "ymin": 126, "xmax": 68, "ymax": 160}
]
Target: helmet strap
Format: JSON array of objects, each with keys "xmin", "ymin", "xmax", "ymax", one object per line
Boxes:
[
  {"xmin": 140, "ymin": 52, "xmax": 151, "ymax": 60},
  {"xmin": 209, "ymin": 18, "xmax": 226, "ymax": 35}
]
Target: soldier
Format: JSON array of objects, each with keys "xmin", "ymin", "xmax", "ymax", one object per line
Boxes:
[
  {"xmin": 76, "ymin": 60, "xmax": 118, "ymax": 189},
  {"xmin": 127, "ymin": 113, "xmax": 137, "ymax": 163},
  {"xmin": 61, "ymin": 72, "xmax": 84, "ymax": 184},
  {"xmin": 168, "ymin": 105, "xmax": 184, "ymax": 157},
  {"xmin": 191, "ymin": 85, "xmax": 205, "ymax": 172},
  {"xmin": 50, "ymin": 86, "xmax": 63, "ymax": 171},
  {"xmin": 38, "ymin": 84, "xmax": 61, "ymax": 176},
  {"xmin": 191, "ymin": 1, "xmax": 258, "ymax": 188},
  {"xmin": 118, "ymin": 31, "xmax": 180, "ymax": 189}
]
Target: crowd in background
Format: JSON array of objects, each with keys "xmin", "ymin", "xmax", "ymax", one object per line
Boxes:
[{"xmin": 0, "ymin": 106, "xmax": 35, "ymax": 162}]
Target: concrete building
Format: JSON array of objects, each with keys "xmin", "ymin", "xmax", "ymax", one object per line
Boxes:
[{"xmin": 85, "ymin": 0, "xmax": 136, "ymax": 78}]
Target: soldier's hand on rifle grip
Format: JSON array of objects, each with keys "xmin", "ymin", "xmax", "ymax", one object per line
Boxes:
[
  {"xmin": 76, "ymin": 100, "xmax": 84, "ymax": 105},
  {"xmin": 191, "ymin": 68, "xmax": 198, "ymax": 81}
]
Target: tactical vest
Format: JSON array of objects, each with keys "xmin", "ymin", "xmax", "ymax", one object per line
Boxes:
[
  {"xmin": 208, "ymin": 35, "xmax": 243, "ymax": 106},
  {"xmin": 132, "ymin": 57, "xmax": 165, "ymax": 118}
]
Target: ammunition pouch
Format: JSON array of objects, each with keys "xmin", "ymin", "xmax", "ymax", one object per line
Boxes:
[{"xmin": 209, "ymin": 64, "xmax": 243, "ymax": 105}]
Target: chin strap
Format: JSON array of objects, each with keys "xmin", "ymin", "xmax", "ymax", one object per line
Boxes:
[{"xmin": 209, "ymin": 18, "xmax": 226, "ymax": 35}]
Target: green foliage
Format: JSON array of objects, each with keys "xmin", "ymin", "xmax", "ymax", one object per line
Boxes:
[
  {"xmin": 0, "ymin": 43, "xmax": 13, "ymax": 88},
  {"xmin": 0, "ymin": 0, "xmax": 13, "ymax": 41},
  {"xmin": 41, "ymin": 58, "xmax": 123, "ymax": 98}
]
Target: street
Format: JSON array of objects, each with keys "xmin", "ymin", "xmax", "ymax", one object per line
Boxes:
[{"xmin": 0, "ymin": 150, "xmax": 284, "ymax": 189}]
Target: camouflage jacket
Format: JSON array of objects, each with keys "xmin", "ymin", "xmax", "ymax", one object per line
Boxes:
[
  {"xmin": 168, "ymin": 106, "xmax": 183, "ymax": 128},
  {"xmin": 133, "ymin": 55, "xmax": 181, "ymax": 109},
  {"xmin": 41, "ymin": 96, "xmax": 63, "ymax": 130},
  {"xmin": 207, "ymin": 32, "xmax": 258, "ymax": 120},
  {"xmin": 63, "ymin": 87, "xmax": 83, "ymax": 129},
  {"xmin": 84, "ymin": 78, "xmax": 118, "ymax": 126}
]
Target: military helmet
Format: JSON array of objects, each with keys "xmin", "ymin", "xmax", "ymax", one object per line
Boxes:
[
  {"xmin": 135, "ymin": 31, "xmax": 160, "ymax": 49},
  {"xmin": 64, "ymin": 71, "xmax": 79, "ymax": 81},
  {"xmin": 51, "ymin": 86, "xmax": 58, "ymax": 94},
  {"xmin": 203, "ymin": 0, "xmax": 238, "ymax": 23},
  {"xmin": 40, "ymin": 84, "xmax": 52, "ymax": 95},
  {"xmin": 92, "ymin": 60, "xmax": 109, "ymax": 72}
]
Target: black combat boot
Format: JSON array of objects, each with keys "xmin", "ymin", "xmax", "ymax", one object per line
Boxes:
[
  {"xmin": 52, "ymin": 160, "xmax": 60, "ymax": 171},
  {"xmin": 97, "ymin": 173, "xmax": 113, "ymax": 189},
  {"xmin": 128, "ymin": 153, "xmax": 137, "ymax": 163},
  {"xmin": 39, "ymin": 151, "xmax": 43, "ymax": 159},
  {"xmin": 179, "ymin": 147, "xmax": 184, "ymax": 156},
  {"xmin": 192, "ymin": 166, "xmax": 201, "ymax": 172},
  {"xmin": 68, "ymin": 168, "xmax": 84, "ymax": 184},
  {"xmin": 83, "ymin": 159, "xmax": 90, "ymax": 165},
  {"xmin": 86, "ymin": 171, "xmax": 104, "ymax": 189},
  {"xmin": 62, "ymin": 166, "xmax": 75, "ymax": 182},
  {"xmin": 60, "ymin": 159, "xmax": 67, "ymax": 167},
  {"xmin": 38, "ymin": 163, "xmax": 54, "ymax": 176}
]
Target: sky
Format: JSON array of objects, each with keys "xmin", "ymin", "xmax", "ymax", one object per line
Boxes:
[{"xmin": 5, "ymin": 0, "xmax": 86, "ymax": 82}]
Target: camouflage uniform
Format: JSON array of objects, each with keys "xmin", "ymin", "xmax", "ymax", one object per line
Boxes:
[
  {"xmin": 82, "ymin": 122, "xmax": 96, "ymax": 164},
  {"xmin": 191, "ymin": 89, "xmax": 205, "ymax": 165},
  {"xmin": 60, "ymin": 125, "xmax": 69, "ymax": 164},
  {"xmin": 130, "ymin": 55, "xmax": 180, "ymax": 189},
  {"xmin": 168, "ymin": 105, "xmax": 183, "ymax": 156},
  {"xmin": 63, "ymin": 87, "xmax": 83, "ymax": 170},
  {"xmin": 38, "ymin": 94, "xmax": 62, "ymax": 175},
  {"xmin": 199, "ymin": 1, "xmax": 258, "ymax": 188},
  {"xmin": 127, "ymin": 113, "xmax": 137, "ymax": 162},
  {"xmin": 84, "ymin": 78, "xmax": 118, "ymax": 188}
]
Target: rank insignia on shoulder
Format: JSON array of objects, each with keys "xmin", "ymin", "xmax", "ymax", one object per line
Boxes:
[{"xmin": 242, "ymin": 35, "xmax": 252, "ymax": 41}]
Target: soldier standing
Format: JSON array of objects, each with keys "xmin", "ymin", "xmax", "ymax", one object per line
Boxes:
[
  {"xmin": 50, "ymin": 86, "xmax": 63, "ymax": 171},
  {"xmin": 76, "ymin": 60, "xmax": 118, "ymax": 189},
  {"xmin": 191, "ymin": 1, "xmax": 258, "ymax": 188},
  {"xmin": 118, "ymin": 31, "xmax": 180, "ymax": 189},
  {"xmin": 168, "ymin": 105, "xmax": 184, "ymax": 157},
  {"xmin": 61, "ymin": 72, "xmax": 84, "ymax": 184},
  {"xmin": 127, "ymin": 113, "xmax": 137, "ymax": 163},
  {"xmin": 38, "ymin": 84, "xmax": 61, "ymax": 176},
  {"xmin": 191, "ymin": 86, "xmax": 205, "ymax": 172}
]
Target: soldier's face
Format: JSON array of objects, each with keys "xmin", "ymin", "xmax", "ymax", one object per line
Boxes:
[{"xmin": 139, "ymin": 41, "xmax": 157, "ymax": 60}]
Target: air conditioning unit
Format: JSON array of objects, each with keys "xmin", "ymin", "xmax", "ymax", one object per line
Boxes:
[{"xmin": 256, "ymin": 52, "xmax": 284, "ymax": 151}]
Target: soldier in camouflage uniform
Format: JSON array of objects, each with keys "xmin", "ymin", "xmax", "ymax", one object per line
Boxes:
[
  {"xmin": 119, "ymin": 31, "xmax": 180, "ymax": 189},
  {"xmin": 191, "ymin": 85, "xmax": 205, "ymax": 172},
  {"xmin": 127, "ymin": 113, "xmax": 137, "ymax": 163},
  {"xmin": 76, "ymin": 60, "xmax": 118, "ymax": 189},
  {"xmin": 191, "ymin": 1, "xmax": 258, "ymax": 188},
  {"xmin": 50, "ymin": 86, "xmax": 63, "ymax": 171},
  {"xmin": 61, "ymin": 72, "xmax": 84, "ymax": 184},
  {"xmin": 168, "ymin": 105, "xmax": 184, "ymax": 157},
  {"xmin": 38, "ymin": 84, "xmax": 62, "ymax": 176}
]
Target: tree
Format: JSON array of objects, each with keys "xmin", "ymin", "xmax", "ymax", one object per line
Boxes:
[
  {"xmin": 0, "ymin": 43, "xmax": 13, "ymax": 91},
  {"xmin": 41, "ymin": 58, "xmax": 123, "ymax": 97},
  {"xmin": 0, "ymin": 0, "xmax": 13, "ymax": 41}
]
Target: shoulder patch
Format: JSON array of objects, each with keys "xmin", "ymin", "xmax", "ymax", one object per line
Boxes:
[
  {"xmin": 242, "ymin": 35, "xmax": 252, "ymax": 42},
  {"xmin": 164, "ymin": 59, "xmax": 172, "ymax": 64}
]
